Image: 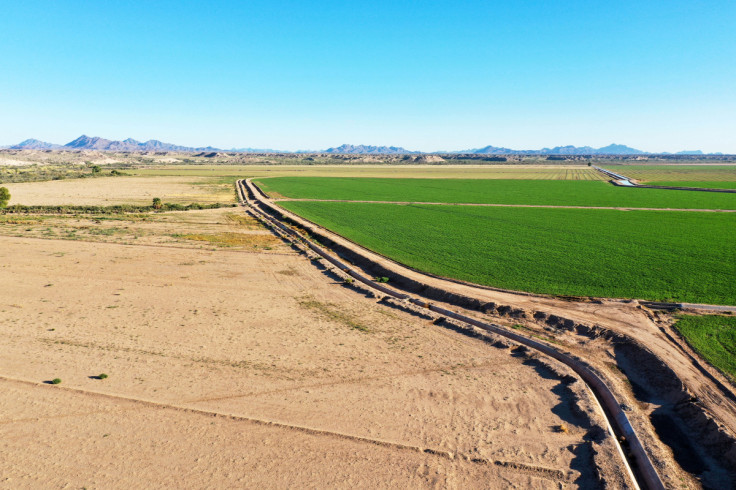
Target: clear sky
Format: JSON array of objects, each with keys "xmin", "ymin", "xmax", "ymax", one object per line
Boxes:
[{"xmin": 1, "ymin": 1, "xmax": 734, "ymax": 152}]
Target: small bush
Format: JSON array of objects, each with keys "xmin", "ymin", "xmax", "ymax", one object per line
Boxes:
[
  {"xmin": 51, "ymin": 378, "xmax": 62, "ymax": 384},
  {"xmin": 98, "ymin": 373, "xmax": 108, "ymax": 379},
  {"xmin": 0, "ymin": 186, "xmax": 9, "ymax": 208},
  {"xmin": 374, "ymin": 276, "xmax": 389, "ymax": 283},
  {"xmin": 343, "ymin": 277, "xmax": 354, "ymax": 285}
]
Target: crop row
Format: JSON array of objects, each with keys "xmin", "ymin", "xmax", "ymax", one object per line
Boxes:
[{"xmin": 280, "ymin": 201, "xmax": 736, "ymax": 305}]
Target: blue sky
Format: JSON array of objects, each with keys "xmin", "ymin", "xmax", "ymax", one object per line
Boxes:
[{"xmin": 1, "ymin": 1, "xmax": 734, "ymax": 152}]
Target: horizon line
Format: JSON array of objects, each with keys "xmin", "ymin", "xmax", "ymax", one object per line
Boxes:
[{"xmin": 1, "ymin": 135, "xmax": 731, "ymax": 156}]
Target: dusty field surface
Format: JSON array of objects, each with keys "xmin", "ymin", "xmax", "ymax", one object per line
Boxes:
[
  {"xmin": 0, "ymin": 208, "xmax": 282, "ymax": 251},
  {"xmin": 0, "ymin": 213, "xmax": 627, "ymax": 487},
  {"xmin": 3, "ymin": 175, "xmax": 235, "ymax": 206}
]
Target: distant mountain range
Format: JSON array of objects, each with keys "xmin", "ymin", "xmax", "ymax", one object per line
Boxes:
[
  {"xmin": 9, "ymin": 138, "xmax": 63, "ymax": 150},
  {"xmin": 460, "ymin": 143, "xmax": 645, "ymax": 155},
  {"xmin": 61, "ymin": 135, "xmax": 218, "ymax": 152},
  {"xmin": 322, "ymin": 144, "xmax": 418, "ymax": 154},
  {"xmin": 1, "ymin": 136, "xmax": 721, "ymax": 155}
]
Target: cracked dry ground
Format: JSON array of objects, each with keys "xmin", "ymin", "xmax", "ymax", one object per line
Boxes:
[{"xmin": 0, "ymin": 211, "xmax": 627, "ymax": 488}]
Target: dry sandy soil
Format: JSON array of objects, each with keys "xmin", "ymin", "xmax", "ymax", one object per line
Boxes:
[
  {"xmin": 0, "ymin": 209, "xmax": 627, "ymax": 488},
  {"xmin": 3, "ymin": 176, "xmax": 234, "ymax": 206}
]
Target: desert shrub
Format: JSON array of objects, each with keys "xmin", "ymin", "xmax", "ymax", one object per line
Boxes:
[
  {"xmin": 0, "ymin": 187, "xmax": 9, "ymax": 208},
  {"xmin": 98, "ymin": 373, "xmax": 108, "ymax": 379},
  {"xmin": 51, "ymin": 378, "xmax": 62, "ymax": 384}
]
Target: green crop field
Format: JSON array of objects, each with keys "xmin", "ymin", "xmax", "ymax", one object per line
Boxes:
[
  {"xmin": 674, "ymin": 315, "xmax": 736, "ymax": 381},
  {"xmin": 257, "ymin": 177, "xmax": 736, "ymax": 210},
  {"xmin": 601, "ymin": 165, "xmax": 736, "ymax": 188},
  {"xmin": 280, "ymin": 201, "xmax": 736, "ymax": 305}
]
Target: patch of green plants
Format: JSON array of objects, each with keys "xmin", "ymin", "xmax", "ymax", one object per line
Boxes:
[
  {"xmin": 673, "ymin": 314, "xmax": 736, "ymax": 381},
  {"xmin": 0, "ymin": 186, "xmax": 9, "ymax": 207},
  {"xmin": 256, "ymin": 177, "xmax": 736, "ymax": 210},
  {"xmin": 97, "ymin": 373, "xmax": 109, "ymax": 379},
  {"xmin": 51, "ymin": 378, "xmax": 62, "ymax": 384},
  {"xmin": 281, "ymin": 201, "xmax": 736, "ymax": 305}
]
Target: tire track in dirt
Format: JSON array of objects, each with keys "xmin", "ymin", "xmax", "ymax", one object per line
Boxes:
[
  {"xmin": 185, "ymin": 359, "xmax": 520, "ymax": 405},
  {"xmin": 0, "ymin": 375, "xmax": 575, "ymax": 485}
]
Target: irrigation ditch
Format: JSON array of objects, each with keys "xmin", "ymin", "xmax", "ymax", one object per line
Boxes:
[{"xmin": 238, "ymin": 178, "xmax": 736, "ymax": 489}]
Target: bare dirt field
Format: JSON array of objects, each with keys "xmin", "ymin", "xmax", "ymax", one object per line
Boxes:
[
  {"xmin": 3, "ymin": 175, "xmax": 235, "ymax": 206},
  {"xmin": 0, "ymin": 208, "xmax": 281, "ymax": 251},
  {"xmin": 0, "ymin": 211, "xmax": 627, "ymax": 488}
]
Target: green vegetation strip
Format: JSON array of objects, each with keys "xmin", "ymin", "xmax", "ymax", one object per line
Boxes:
[
  {"xmin": 257, "ymin": 177, "xmax": 736, "ymax": 210},
  {"xmin": 280, "ymin": 201, "xmax": 736, "ymax": 305},
  {"xmin": 674, "ymin": 315, "xmax": 736, "ymax": 381}
]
